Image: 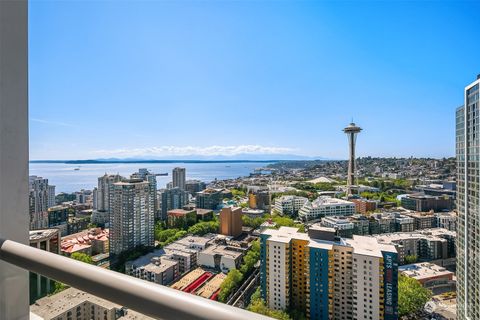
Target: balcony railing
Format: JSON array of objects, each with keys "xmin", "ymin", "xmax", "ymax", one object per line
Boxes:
[{"xmin": 0, "ymin": 238, "xmax": 272, "ymax": 320}]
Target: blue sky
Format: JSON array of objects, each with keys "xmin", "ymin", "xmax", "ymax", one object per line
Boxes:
[{"xmin": 29, "ymin": 1, "xmax": 480, "ymax": 160}]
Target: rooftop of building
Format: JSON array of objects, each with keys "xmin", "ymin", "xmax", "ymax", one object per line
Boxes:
[
  {"xmin": 405, "ymin": 211, "xmax": 436, "ymax": 218},
  {"xmin": 30, "ymin": 288, "xmax": 154, "ymax": 319},
  {"xmin": 434, "ymin": 211, "xmax": 457, "ymax": 217},
  {"xmin": 395, "ymin": 215, "xmax": 415, "ymax": 222},
  {"xmin": 164, "ymin": 243, "xmax": 198, "ymax": 256},
  {"xmin": 127, "ymin": 248, "xmax": 167, "ymax": 267},
  {"xmin": 167, "ymin": 209, "xmax": 195, "ymax": 217},
  {"xmin": 276, "ymin": 195, "xmax": 308, "ymax": 201},
  {"xmin": 320, "ymin": 216, "xmax": 354, "ymax": 224},
  {"xmin": 30, "ymin": 287, "xmax": 120, "ymax": 319},
  {"xmin": 197, "ymin": 188, "xmax": 223, "ymax": 195},
  {"xmin": 307, "ymin": 176, "xmax": 336, "ymax": 184},
  {"xmin": 91, "ymin": 252, "xmax": 110, "ymax": 262},
  {"xmin": 61, "ymin": 228, "xmax": 109, "ymax": 254},
  {"xmin": 263, "ymin": 226, "xmax": 397, "ymax": 256},
  {"xmin": 200, "ymin": 244, "xmax": 244, "ymax": 259},
  {"xmin": 242, "ymin": 208, "xmax": 265, "ymax": 215},
  {"xmin": 372, "ymin": 228, "xmax": 455, "ymax": 244},
  {"xmin": 399, "ymin": 262, "xmax": 453, "ymax": 281},
  {"xmin": 310, "ymin": 196, "xmax": 355, "ymax": 207},
  {"xmin": 263, "ymin": 226, "xmax": 310, "ymax": 244},
  {"xmin": 113, "ymin": 179, "xmax": 148, "ymax": 186},
  {"xmin": 196, "ymin": 273, "xmax": 226, "ymax": 299},
  {"xmin": 221, "ymin": 206, "xmax": 242, "ymax": 213},
  {"xmin": 350, "ymin": 198, "xmax": 378, "ymax": 203},
  {"xmin": 174, "ymin": 235, "xmax": 215, "ymax": 247},
  {"xmin": 141, "ymin": 256, "xmax": 178, "ymax": 274},
  {"xmin": 29, "ymin": 229, "xmax": 60, "ymax": 242},
  {"xmin": 416, "ymin": 183, "xmax": 455, "ymax": 190},
  {"xmin": 195, "ymin": 208, "xmax": 214, "ymax": 215},
  {"xmin": 171, "ymin": 268, "xmax": 205, "ymax": 291},
  {"xmin": 47, "ymin": 205, "xmax": 69, "ymax": 211},
  {"xmin": 345, "ymin": 236, "xmax": 394, "ymax": 258},
  {"xmin": 307, "ymin": 238, "xmax": 334, "ymax": 250},
  {"xmin": 404, "ymin": 193, "xmax": 452, "ymax": 200},
  {"xmin": 309, "ymin": 225, "xmax": 336, "ymax": 233}
]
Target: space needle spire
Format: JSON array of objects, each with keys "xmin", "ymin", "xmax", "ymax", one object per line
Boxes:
[{"xmin": 343, "ymin": 122, "xmax": 362, "ymax": 196}]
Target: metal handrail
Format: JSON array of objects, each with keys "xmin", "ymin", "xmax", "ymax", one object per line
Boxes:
[{"xmin": 0, "ymin": 238, "xmax": 272, "ymax": 320}]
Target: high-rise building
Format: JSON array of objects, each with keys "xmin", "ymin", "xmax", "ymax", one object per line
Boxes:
[
  {"xmin": 195, "ymin": 189, "xmax": 223, "ymax": 210},
  {"xmin": 185, "ymin": 179, "xmax": 206, "ymax": 195},
  {"xmin": 247, "ymin": 189, "xmax": 271, "ymax": 211},
  {"xmin": 92, "ymin": 187, "xmax": 98, "ymax": 210},
  {"xmin": 109, "ymin": 179, "xmax": 155, "ymax": 256},
  {"xmin": 29, "ymin": 176, "xmax": 51, "ymax": 230},
  {"xmin": 219, "ymin": 207, "xmax": 243, "ymax": 237},
  {"xmin": 75, "ymin": 189, "xmax": 91, "ymax": 204},
  {"xmin": 29, "ymin": 229, "xmax": 61, "ymax": 304},
  {"xmin": 132, "ymin": 168, "xmax": 158, "ymax": 219},
  {"xmin": 47, "ymin": 185, "xmax": 56, "ymax": 208},
  {"xmin": 96, "ymin": 173, "xmax": 123, "ymax": 212},
  {"xmin": 457, "ymin": 74, "xmax": 480, "ymax": 320},
  {"xmin": 172, "ymin": 167, "xmax": 186, "ymax": 190},
  {"xmin": 256, "ymin": 190, "xmax": 271, "ymax": 211},
  {"xmin": 260, "ymin": 227, "xmax": 398, "ymax": 320},
  {"xmin": 159, "ymin": 188, "xmax": 189, "ymax": 220},
  {"xmin": 47, "ymin": 205, "xmax": 69, "ymax": 236}
]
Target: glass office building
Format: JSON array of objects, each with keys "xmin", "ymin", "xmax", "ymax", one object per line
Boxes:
[{"xmin": 457, "ymin": 75, "xmax": 480, "ymax": 320}]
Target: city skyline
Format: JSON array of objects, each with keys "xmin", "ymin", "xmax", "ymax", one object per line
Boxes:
[
  {"xmin": 1, "ymin": 1, "xmax": 469, "ymax": 319},
  {"xmin": 29, "ymin": 1, "xmax": 480, "ymax": 160}
]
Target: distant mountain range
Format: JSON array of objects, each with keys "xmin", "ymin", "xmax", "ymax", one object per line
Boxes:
[{"xmin": 30, "ymin": 154, "xmax": 328, "ymax": 164}]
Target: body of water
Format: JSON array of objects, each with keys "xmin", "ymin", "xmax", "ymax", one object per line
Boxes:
[{"xmin": 29, "ymin": 162, "xmax": 272, "ymax": 193}]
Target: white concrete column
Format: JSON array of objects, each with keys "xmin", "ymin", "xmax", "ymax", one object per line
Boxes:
[{"xmin": 0, "ymin": 0, "xmax": 29, "ymax": 319}]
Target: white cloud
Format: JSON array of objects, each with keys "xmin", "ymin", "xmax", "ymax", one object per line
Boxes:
[
  {"xmin": 30, "ymin": 118, "xmax": 78, "ymax": 128},
  {"xmin": 92, "ymin": 145, "xmax": 295, "ymax": 158}
]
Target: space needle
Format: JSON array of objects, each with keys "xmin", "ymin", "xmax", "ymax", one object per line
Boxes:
[{"xmin": 343, "ymin": 122, "xmax": 362, "ymax": 196}]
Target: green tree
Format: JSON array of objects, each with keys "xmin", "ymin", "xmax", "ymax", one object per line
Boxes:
[
  {"xmin": 231, "ymin": 188, "xmax": 246, "ymax": 197},
  {"xmin": 110, "ymin": 245, "xmax": 154, "ymax": 273},
  {"xmin": 155, "ymin": 228, "xmax": 178, "ymax": 242},
  {"xmin": 250, "ymin": 287, "xmax": 261, "ymax": 302},
  {"xmin": 398, "ymin": 274, "xmax": 431, "ymax": 318},
  {"xmin": 70, "ymin": 252, "xmax": 94, "ymax": 264},
  {"xmin": 271, "ymin": 216, "xmax": 296, "ymax": 227},
  {"xmin": 404, "ymin": 255, "xmax": 418, "ymax": 265},
  {"xmin": 242, "ymin": 215, "xmax": 266, "ymax": 229},
  {"xmin": 240, "ymin": 240, "xmax": 260, "ymax": 275},
  {"xmin": 247, "ymin": 297, "xmax": 291, "ymax": 320},
  {"xmin": 187, "ymin": 220, "xmax": 219, "ymax": 236},
  {"xmin": 87, "ymin": 222, "xmax": 98, "ymax": 229},
  {"xmin": 50, "ymin": 281, "xmax": 68, "ymax": 295},
  {"xmin": 313, "ymin": 182, "xmax": 336, "ymax": 191},
  {"xmin": 218, "ymin": 269, "xmax": 243, "ymax": 302}
]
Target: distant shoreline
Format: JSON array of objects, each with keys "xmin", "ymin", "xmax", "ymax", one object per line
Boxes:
[{"xmin": 29, "ymin": 159, "xmax": 282, "ymax": 164}]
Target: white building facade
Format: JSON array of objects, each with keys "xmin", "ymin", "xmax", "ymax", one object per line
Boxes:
[{"xmin": 298, "ymin": 196, "xmax": 355, "ymax": 222}]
